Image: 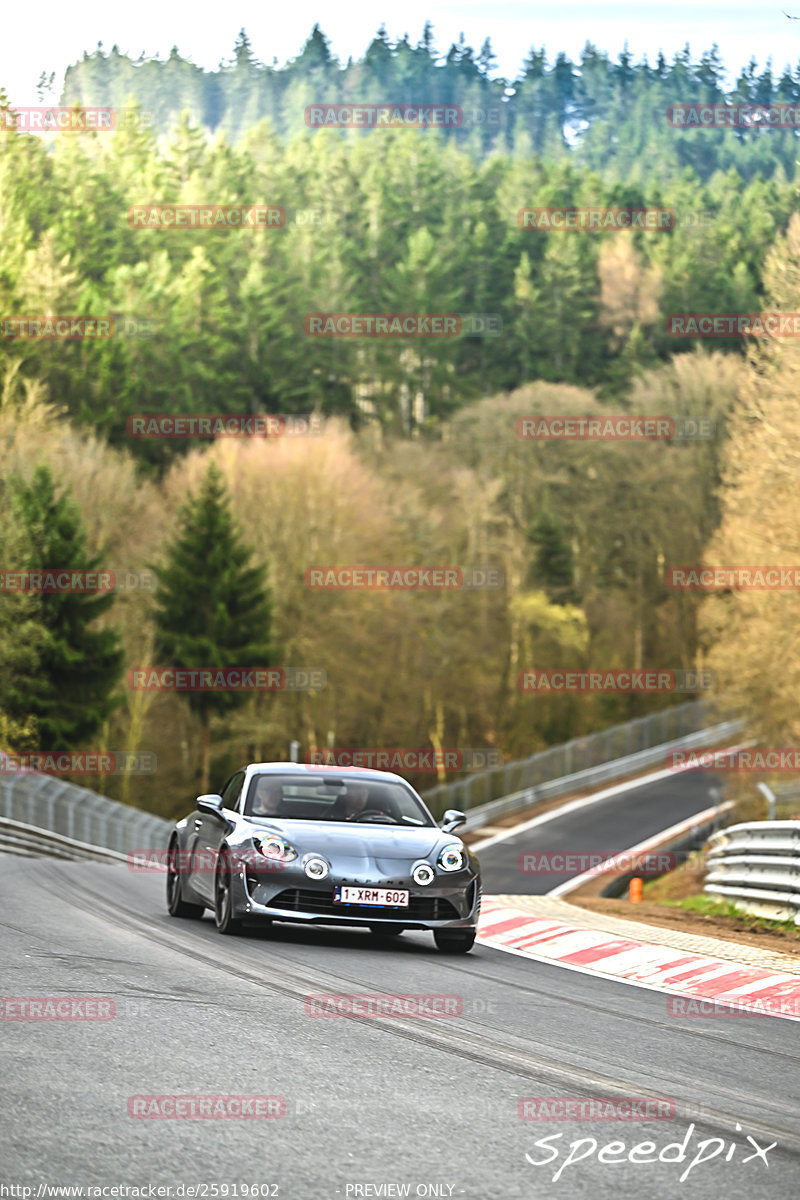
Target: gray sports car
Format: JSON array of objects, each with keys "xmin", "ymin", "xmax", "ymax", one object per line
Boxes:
[{"xmin": 166, "ymin": 763, "xmax": 481, "ymax": 953}]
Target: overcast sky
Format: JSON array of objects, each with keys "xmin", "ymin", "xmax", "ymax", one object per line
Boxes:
[{"xmin": 3, "ymin": 1, "xmax": 799, "ymax": 106}]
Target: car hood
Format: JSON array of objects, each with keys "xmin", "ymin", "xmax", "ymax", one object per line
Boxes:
[{"xmin": 242, "ymin": 818, "xmax": 449, "ymax": 861}]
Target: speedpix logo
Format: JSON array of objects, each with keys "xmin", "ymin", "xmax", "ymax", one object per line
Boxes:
[{"xmin": 525, "ymin": 1122, "xmax": 776, "ymax": 1184}]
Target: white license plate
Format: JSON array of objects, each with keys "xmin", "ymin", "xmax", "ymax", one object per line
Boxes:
[{"xmin": 333, "ymin": 886, "xmax": 409, "ymax": 907}]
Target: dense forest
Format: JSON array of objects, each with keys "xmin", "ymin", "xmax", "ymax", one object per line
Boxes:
[
  {"xmin": 61, "ymin": 26, "xmax": 800, "ymax": 181},
  {"xmin": 0, "ymin": 29, "xmax": 798, "ymax": 814}
]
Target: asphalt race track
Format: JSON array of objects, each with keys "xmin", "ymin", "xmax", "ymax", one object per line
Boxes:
[
  {"xmin": 2, "ymin": 768, "xmax": 798, "ymax": 1200},
  {"xmin": 477, "ymin": 766, "xmax": 724, "ymax": 893}
]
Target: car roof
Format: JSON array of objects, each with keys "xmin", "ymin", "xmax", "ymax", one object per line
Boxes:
[{"xmin": 244, "ymin": 762, "xmax": 411, "ymax": 785}]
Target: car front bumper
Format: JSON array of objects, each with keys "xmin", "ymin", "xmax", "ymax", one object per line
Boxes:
[{"xmin": 232, "ymin": 864, "xmax": 481, "ymax": 930}]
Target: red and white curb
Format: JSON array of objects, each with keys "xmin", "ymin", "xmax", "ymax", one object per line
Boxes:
[{"xmin": 477, "ymin": 897, "xmax": 800, "ymax": 1022}]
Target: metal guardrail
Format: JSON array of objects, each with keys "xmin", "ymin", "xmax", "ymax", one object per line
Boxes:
[
  {"xmin": 0, "ymin": 759, "xmax": 171, "ymax": 856},
  {"xmin": 455, "ymin": 718, "xmax": 743, "ymax": 833},
  {"xmin": 0, "ymin": 817, "xmax": 130, "ymax": 862},
  {"xmin": 422, "ymin": 699, "xmax": 732, "ymax": 820},
  {"xmin": 705, "ymin": 821, "xmax": 800, "ymax": 925},
  {"xmin": 0, "ymin": 702, "xmax": 740, "ymax": 861}
]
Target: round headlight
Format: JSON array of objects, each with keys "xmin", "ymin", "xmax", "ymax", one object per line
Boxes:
[
  {"xmin": 304, "ymin": 856, "xmax": 329, "ymax": 880},
  {"xmin": 438, "ymin": 845, "xmax": 465, "ymax": 872},
  {"xmin": 257, "ymin": 835, "xmax": 296, "ymax": 861},
  {"xmin": 412, "ymin": 863, "xmax": 435, "ymax": 886}
]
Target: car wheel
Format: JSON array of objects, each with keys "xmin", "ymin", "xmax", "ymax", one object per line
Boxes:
[
  {"xmin": 433, "ymin": 929, "xmax": 476, "ymax": 954},
  {"xmin": 166, "ymin": 839, "xmax": 205, "ymax": 919},
  {"xmin": 214, "ymin": 860, "xmax": 243, "ymax": 935}
]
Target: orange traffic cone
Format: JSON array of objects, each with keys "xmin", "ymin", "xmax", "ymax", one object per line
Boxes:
[{"xmin": 629, "ymin": 877, "xmax": 643, "ymax": 903}]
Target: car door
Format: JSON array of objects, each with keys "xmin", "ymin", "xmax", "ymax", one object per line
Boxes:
[{"xmin": 189, "ymin": 771, "xmax": 246, "ymax": 903}]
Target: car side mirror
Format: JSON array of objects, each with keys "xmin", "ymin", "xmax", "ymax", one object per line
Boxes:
[
  {"xmin": 441, "ymin": 809, "xmax": 466, "ymax": 833},
  {"xmin": 196, "ymin": 793, "xmax": 225, "ymax": 819}
]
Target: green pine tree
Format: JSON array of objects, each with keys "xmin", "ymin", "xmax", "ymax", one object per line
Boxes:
[
  {"xmin": 528, "ymin": 507, "xmax": 576, "ymax": 602},
  {"xmin": 7, "ymin": 465, "xmax": 123, "ymax": 749},
  {"xmin": 152, "ymin": 463, "xmax": 273, "ymax": 791}
]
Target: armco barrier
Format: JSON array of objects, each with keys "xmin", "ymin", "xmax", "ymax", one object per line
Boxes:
[
  {"xmin": 0, "ymin": 758, "xmax": 171, "ymax": 856},
  {"xmin": 422, "ymin": 700, "xmax": 737, "ymax": 822},
  {"xmin": 0, "ymin": 817, "xmax": 130, "ymax": 862},
  {"xmin": 705, "ymin": 820, "xmax": 800, "ymax": 924},
  {"xmin": 440, "ymin": 718, "xmax": 743, "ymax": 832},
  {"xmin": 0, "ymin": 703, "xmax": 741, "ymax": 860}
]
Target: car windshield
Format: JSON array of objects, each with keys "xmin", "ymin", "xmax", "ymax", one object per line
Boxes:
[{"xmin": 242, "ymin": 773, "xmax": 435, "ymax": 826}]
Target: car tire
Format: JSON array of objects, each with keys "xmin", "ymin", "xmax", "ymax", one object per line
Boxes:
[
  {"xmin": 214, "ymin": 860, "xmax": 243, "ymax": 935},
  {"xmin": 166, "ymin": 840, "xmax": 205, "ymax": 919},
  {"xmin": 433, "ymin": 929, "xmax": 476, "ymax": 954}
]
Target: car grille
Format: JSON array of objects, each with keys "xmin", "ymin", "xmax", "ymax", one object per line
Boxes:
[{"xmin": 269, "ymin": 888, "xmax": 460, "ymax": 921}]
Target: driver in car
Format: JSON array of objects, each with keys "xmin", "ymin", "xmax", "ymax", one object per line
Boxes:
[
  {"xmin": 251, "ymin": 778, "xmax": 283, "ymax": 817},
  {"xmin": 329, "ymin": 782, "xmax": 373, "ymax": 821},
  {"xmin": 341, "ymin": 782, "xmax": 370, "ymax": 820}
]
